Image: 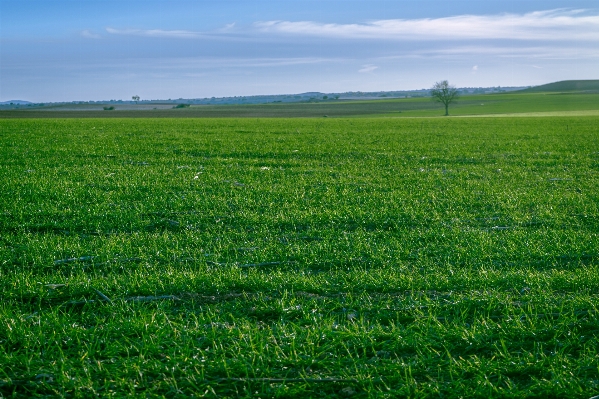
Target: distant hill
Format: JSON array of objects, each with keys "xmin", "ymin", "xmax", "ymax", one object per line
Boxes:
[
  {"xmin": 517, "ymin": 80, "xmax": 599, "ymax": 93},
  {"xmin": 0, "ymin": 100, "xmax": 32, "ymax": 105}
]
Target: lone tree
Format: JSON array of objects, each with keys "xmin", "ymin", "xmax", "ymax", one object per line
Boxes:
[
  {"xmin": 132, "ymin": 95, "xmax": 140, "ymax": 103},
  {"xmin": 431, "ymin": 80, "xmax": 459, "ymax": 116}
]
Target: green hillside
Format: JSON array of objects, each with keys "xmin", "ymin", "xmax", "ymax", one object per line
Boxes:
[{"xmin": 517, "ymin": 80, "xmax": 599, "ymax": 93}]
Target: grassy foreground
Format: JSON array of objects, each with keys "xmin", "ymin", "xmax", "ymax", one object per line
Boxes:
[{"xmin": 1, "ymin": 117, "xmax": 599, "ymax": 398}]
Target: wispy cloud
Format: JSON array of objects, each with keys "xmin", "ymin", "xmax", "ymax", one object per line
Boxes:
[
  {"xmin": 105, "ymin": 24, "xmax": 250, "ymax": 41},
  {"xmin": 106, "ymin": 27, "xmax": 204, "ymax": 39},
  {"xmin": 103, "ymin": 9, "xmax": 599, "ymax": 44},
  {"xmin": 81, "ymin": 30, "xmax": 101, "ymax": 39},
  {"xmin": 380, "ymin": 44, "xmax": 599, "ymax": 60},
  {"xmin": 1, "ymin": 55, "xmax": 340, "ymax": 75},
  {"xmin": 240, "ymin": 57, "xmax": 335, "ymax": 67},
  {"xmin": 155, "ymin": 56, "xmax": 337, "ymax": 69},
  {"xmin": 221, "ymin": 23, "xmax": 236, "ymax": 31},
  {"xmin": 254, "ymin": 9, "xmax": 599, "ymax": 41},
  {"xmin": 472, "ymin": 65, "xmax": 479, "ymax": 73},
  {"xmin": 358, "ymin": 64, "xmax": 378, "ymax": 73}
]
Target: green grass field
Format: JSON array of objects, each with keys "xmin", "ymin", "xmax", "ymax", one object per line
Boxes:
[{"xmin": 1, "ymin": 116, "xmax": 599, "ymax": 398}]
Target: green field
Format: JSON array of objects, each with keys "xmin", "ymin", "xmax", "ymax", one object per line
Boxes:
[
  {"xmin": 1, "ymin": 116, "xmax": 599, "ymax": 398},
  {"xmin": 2, "ymin": 90, "xmax": 599, "ymax": 119}
]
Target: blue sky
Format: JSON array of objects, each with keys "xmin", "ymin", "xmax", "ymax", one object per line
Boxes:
[{"xmin": 1, "ymin": 0, "xmax": 598, "ymax": 102}]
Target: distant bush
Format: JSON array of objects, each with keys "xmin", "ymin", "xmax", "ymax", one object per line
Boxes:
[
  {"xmin": 103, "ymin": 106, "xmax": 115, "ymax": 111},
  {"xmin": 173, "ymin": 104, "xmax": 190, "ymax": 109}
]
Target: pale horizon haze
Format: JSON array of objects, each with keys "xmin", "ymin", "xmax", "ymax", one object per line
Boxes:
[{"xmin": 1, "ymin": 0, "xmax": 598, "ymax": 102}]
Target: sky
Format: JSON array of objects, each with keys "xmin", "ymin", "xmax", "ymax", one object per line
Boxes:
[{"xmin": 1, "ymin": 0, "xmax": 598, "ymax": 102}]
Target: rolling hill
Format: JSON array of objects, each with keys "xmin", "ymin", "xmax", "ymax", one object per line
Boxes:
[{"xmin": 517, "ymin": 80, "xmax": 599, "ymax": 93}]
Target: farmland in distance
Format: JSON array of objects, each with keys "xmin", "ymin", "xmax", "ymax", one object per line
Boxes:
[{"xmin": 2, "ymin": 90, "xmax": 599, "ymax": 119}]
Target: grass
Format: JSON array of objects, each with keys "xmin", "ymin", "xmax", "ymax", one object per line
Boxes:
[
  {"xmin": 2, "ymin": 91, "xmax": 599, "ymax": 119},
  {"xmin": 1, "ymin": 117, "xmax": 599, "ymax": 398}
]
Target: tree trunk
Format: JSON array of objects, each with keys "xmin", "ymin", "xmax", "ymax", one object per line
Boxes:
[{"xmin": 445, "ymin": 103, "xmax": 449, "ymax": 116}]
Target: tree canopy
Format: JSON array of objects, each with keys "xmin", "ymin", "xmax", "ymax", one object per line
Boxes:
[{"xmin": 431, "ymin": 81, "xmax": 459, "ymax": 116}]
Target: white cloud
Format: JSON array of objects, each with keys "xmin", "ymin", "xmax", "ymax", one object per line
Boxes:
[
  {"xmin": 254, "ymin": 9, "xmax": 599, "ymax": 41},
  {"xmin": 472, "ymin": 65, "xmax": 478, "ymax": 73},
  {"xmin": 379, "ymin": 44, "xmax": 599, "ymax": 60},
  {"xmin": 103, "ymin": 9, "xmax": 599, "ymax": 45},
  {"xmin": 105, "ymin": 23, "xmax": 241, "ymax": 39},
  {"xmin": 163, "ymin": 56, "xmax": 337, "ymax": 69},
  {"xmin": 81, "ymin": 30, "xmax": 101, "ymax": 39},
  {"xmin": 106, "ymin": 27, "xmax": 204, "ymax": 39},
  {"xmin": 66, "ymin": 56, "xmax": 338, "ymax": 71},
  {"xmin": 358, "ymin": 64, "xmax": 378, "ymax": 73}
]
